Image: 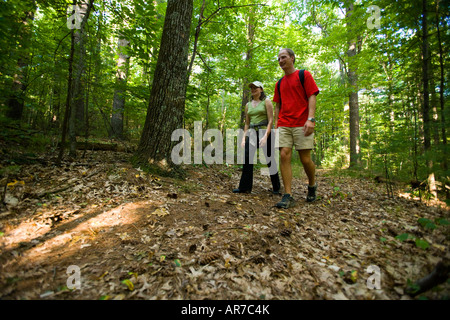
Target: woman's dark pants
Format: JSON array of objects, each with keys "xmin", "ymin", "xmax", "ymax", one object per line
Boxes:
[{"xmin": 238, "ymin": 130, "xmax": 280, "ymax": 193}]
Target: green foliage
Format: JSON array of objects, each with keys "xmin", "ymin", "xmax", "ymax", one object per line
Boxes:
[
  {"xmin": 395, "ymin": 233, "xmax": 430, "ymax": 250},
  {"xmin": 0, "ymin": 0, "xmax": 447, "ymax": 195},
  {"xmin": 395, "ymin": 233, "xmax": 412, "ymax": 242},
  {"xmin": 414, "ymin": 238, "xmax": 430, "ymax": 250},
  {"xmin": 417, "ymin": 217, "xmax": 450, "ymax": 230},
  {"xmin": 418, "ymin": 218, "xmax": 437, "ymax": 230},
  {"xmin": 396, "ymin": 211, "xmax": 450, "ymax": 250}
]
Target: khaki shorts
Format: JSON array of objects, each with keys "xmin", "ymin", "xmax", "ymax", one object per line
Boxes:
[{"xmin": 278, "ymin": 126, "xmax": 314, "ymax": 150}]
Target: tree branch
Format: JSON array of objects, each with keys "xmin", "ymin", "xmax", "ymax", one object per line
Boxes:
[
  {"xmin": 200, "ymin": 4, "xmax": 266, "ymax": 28},
  {"xmin": 187, "ymin": 2, "xmax": 266, "ymax": 82}
]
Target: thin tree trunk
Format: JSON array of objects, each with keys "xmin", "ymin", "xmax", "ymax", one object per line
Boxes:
[
  {"xmin": 6, "ymin": 1, "xmax": 36, "ymax": 121},
  {"xmin": 82, "ymin": 50, "xmax": 92, "ymax": 158},
  {"xmin": 111, "ymin": 36, "xmax": 130, "ymax": 140},
  {"xmin": 57, "ymin": 29, "xmax": 75, "ymax": 165},
  {"xmin": 431, "ymin": 77, "xmax": 440, "ymax": 146},
  {"xmin": 186, "ymin": 0, "xmax": 206, "ymax": 83},
  {"xmin": 422, "ymin": 0, "xmax": 431, "ymax": 153},
  {"xmin": 240, "ymin": 8, "xmax": 256, "ymax": 127},
  {"xmin": 50, "ymin": 76, "xmax": 61, "ymax": 129},
  {"xmin": 435, "ymin": 0, "xmax": 447, "ymax": 171},
  {"xmin": 68, "ymin": 0, "xmax": 94, "ymax": 158},
  {"xmin": 346, "ymin": 0, "xmax": 360, "ymax": 168},
  {"xmin": 205, "ymin": 70, "xmax": 211, "ymax": 131},
  {"xmin": 421, "ymin": 0, "xmax": 437, "ymax": 198},
  {"xmin": 220, "ymin": 92, "xmax": 227, "ymax": 135}
]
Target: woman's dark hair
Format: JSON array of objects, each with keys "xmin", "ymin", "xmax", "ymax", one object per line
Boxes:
[{"xmin": 253, "ymin": 90, "xmax": 266, "ymax": 101}]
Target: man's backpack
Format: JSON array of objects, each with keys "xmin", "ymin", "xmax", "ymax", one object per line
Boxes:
[{"xmin": 276, "ymin": 69, "xmax": 307, "ymax": 107}]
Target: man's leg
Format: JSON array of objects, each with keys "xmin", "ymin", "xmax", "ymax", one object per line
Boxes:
[
  {"xmin": 298, "ymin": 149, "xmax": 315, "ymax": 186},
  {"xmin": 276, "ymin": 147, "xmax": 296, "ymax": 208},
  {"xmin": 299, "ymin": 149, "xmax": 317, "ymax": 202},
  {"xmin": 276, "ymin": 127, "xmax": 296, "ymax": 208},
  {"xmin": 280, "ymin": 147, "xmax": 293, "ymax": 194}
]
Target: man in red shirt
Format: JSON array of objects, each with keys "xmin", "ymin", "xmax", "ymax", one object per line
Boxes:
[{"xmin": 273, "ymin": 48, "xmax": 320, "ymax": 208}]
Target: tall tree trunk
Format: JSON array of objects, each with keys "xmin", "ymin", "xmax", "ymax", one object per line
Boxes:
[
  {"xmin": 50, "ymin": 77, "xmax": 61, "ymax": 129},
  {"xmin": 345, "ymin": 0, "xmax": 360, "ymax": 168},
  {"xmin": 422, "ymin": 0, "xmax": 431, "ymax": 153},
  {"xmin": 187, "ymin": 0, "xmax": 206, "ymax": 83},
  {"xmin": 111, "ymin": 36, "xmax": 130, "ymax": 140},
  {"xmin": 435, "ymin": 0, "xmax": 447, "ymax": 171},
  {"xmin": 57, "ymin": 28, "xmax": 75, "ymax": 165},
  {"xmin": 82, "ymin": 53, "xmax": 92, "ymax": 158},
  {"xmin": 73, "ymin": 18, "xmax": 87, "ymax": 137},
  {"xmin": 205, "ymin": 70, "xmax": 211, "ymax": 131},
  {"xmin": 145, "ymin": 0, "xmax": 165, "ymax": 90},
  {"xmin": 220, "ymin": 91, "xmax": 227, "ymax": 135},
  {"xmin": 136, "ymin": 0, "xmax": 193, "ymax": 165},
  {"xmin": 431, "ymin": 77, "xmax": 440, "ymax": 146},
  {"xmin": 68, "ymin": 0, "xmax": 94, "ymax": 158},
  {"xmin": 240, "ymin": 8, "xmax": 256, "ymax": 127},
  {"xmin": 421, "ymin": 0, "xmax": 437, "ymax": 198},
  {"xmin": 6, "ymin": 1, "xmax": 36, "ymax": 121}
]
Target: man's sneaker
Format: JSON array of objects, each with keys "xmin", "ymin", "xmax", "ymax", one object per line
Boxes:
[
  {"xmin": 306, "ymin": 185, "xmax": 317, "ymax": 202},
  {"xmin": 276, "ymin": 194, "xmax": 295, "ymax": 208}
]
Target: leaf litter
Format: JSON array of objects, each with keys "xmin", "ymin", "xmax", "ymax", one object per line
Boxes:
[{"xmin": 0, "ymin": 150, "xmax": 449, "ymax": 300}]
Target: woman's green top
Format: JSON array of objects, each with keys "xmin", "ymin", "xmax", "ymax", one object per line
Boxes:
[{"xmin": 247, "ymin": 99, "xmax": 268, "ymax": 125}]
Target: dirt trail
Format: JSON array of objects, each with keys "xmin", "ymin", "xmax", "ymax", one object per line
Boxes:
[{"xmin": 0, "ymin": 150, "xmax": 449, "ymax": 300}]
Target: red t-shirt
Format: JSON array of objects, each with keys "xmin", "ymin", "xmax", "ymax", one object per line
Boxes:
[{"xmin": 273, "ymin": 70, "xmax": 319, "ymax": 127}]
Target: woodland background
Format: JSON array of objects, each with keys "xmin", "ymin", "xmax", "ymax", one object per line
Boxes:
[
  {"xmin": 0, "ymin": 0, "xmax": 448, "ymax": 196},
  {"xmin": 0, "ymin": 0, "xmax": 449, "ymax": 302}
]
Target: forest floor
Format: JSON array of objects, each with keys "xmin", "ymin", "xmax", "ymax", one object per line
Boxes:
[{"xmin": 0, "ymin": 148, "xmax": 449, "ymax": 301}]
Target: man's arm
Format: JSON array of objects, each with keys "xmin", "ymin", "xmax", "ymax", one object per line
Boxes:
[{"xmin": 303, "ymin": 94, "xmax": 316, "ymax": 136}]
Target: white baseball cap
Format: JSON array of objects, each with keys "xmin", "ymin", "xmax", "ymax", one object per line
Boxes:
[{"xmin": 249, "ymin": 81, "xmax": 264, "ymax": 89}]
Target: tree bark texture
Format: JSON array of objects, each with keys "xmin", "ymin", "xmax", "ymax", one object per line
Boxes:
[
  {"xmin": 435, "ymin": 0, "xmax": 447, "ymax": 171},
  {"xmin": 346, "ymin": 0, "xmax": 360, "ymax": 168},
  {"xmin": 111, "ymin": 36, "xmax": 130, "ymax": 140},
  {"xmin": 240, "ymin": 8, "xmax": 255, "ymax": 128},
  {"xmin": 422, "ymin": 0, "xmax": 431, "ymax": 153},
  {"xmin": 57, "ymin": 28, "xmax": 75, "ymax": 165},
  {"xmin": 186, "ymin": 0, "xmax": 206, "ymax": 83},
  {"xmin": 6, "ymin": 1, "xmax": 36, "ymax": 121},
  {"xmin": 421, "ymin": 0, "xmax": 437, "ymax": 197},
  {"xmin": 68, "ymin": 0, "xmax": 94, "ymax": 158},
  {"xmin": 136, "ymin": 0, "xmax": 193, "ymax": 164}
]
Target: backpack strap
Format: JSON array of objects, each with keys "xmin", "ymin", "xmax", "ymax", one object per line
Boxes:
[
  {"xmin": 299, "ymin": 69, "xmax": 307, "ymax": 99},
  {"xmin": 277, "ymin": 77, "xmax": 283, "ymax": 107},
  {"xmin": 277, "ymin": 69, "xmax": 307, "ymax": 109}
]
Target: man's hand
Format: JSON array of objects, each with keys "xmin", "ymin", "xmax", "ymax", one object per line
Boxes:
[{"xmin": 303, "ymin": 120, "xmax": 315, "ymax": 136}]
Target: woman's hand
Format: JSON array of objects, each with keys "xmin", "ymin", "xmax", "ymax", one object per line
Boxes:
[{"xmin": 259, "ymin": 135, "xmax": 268, "ymax": 148}]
